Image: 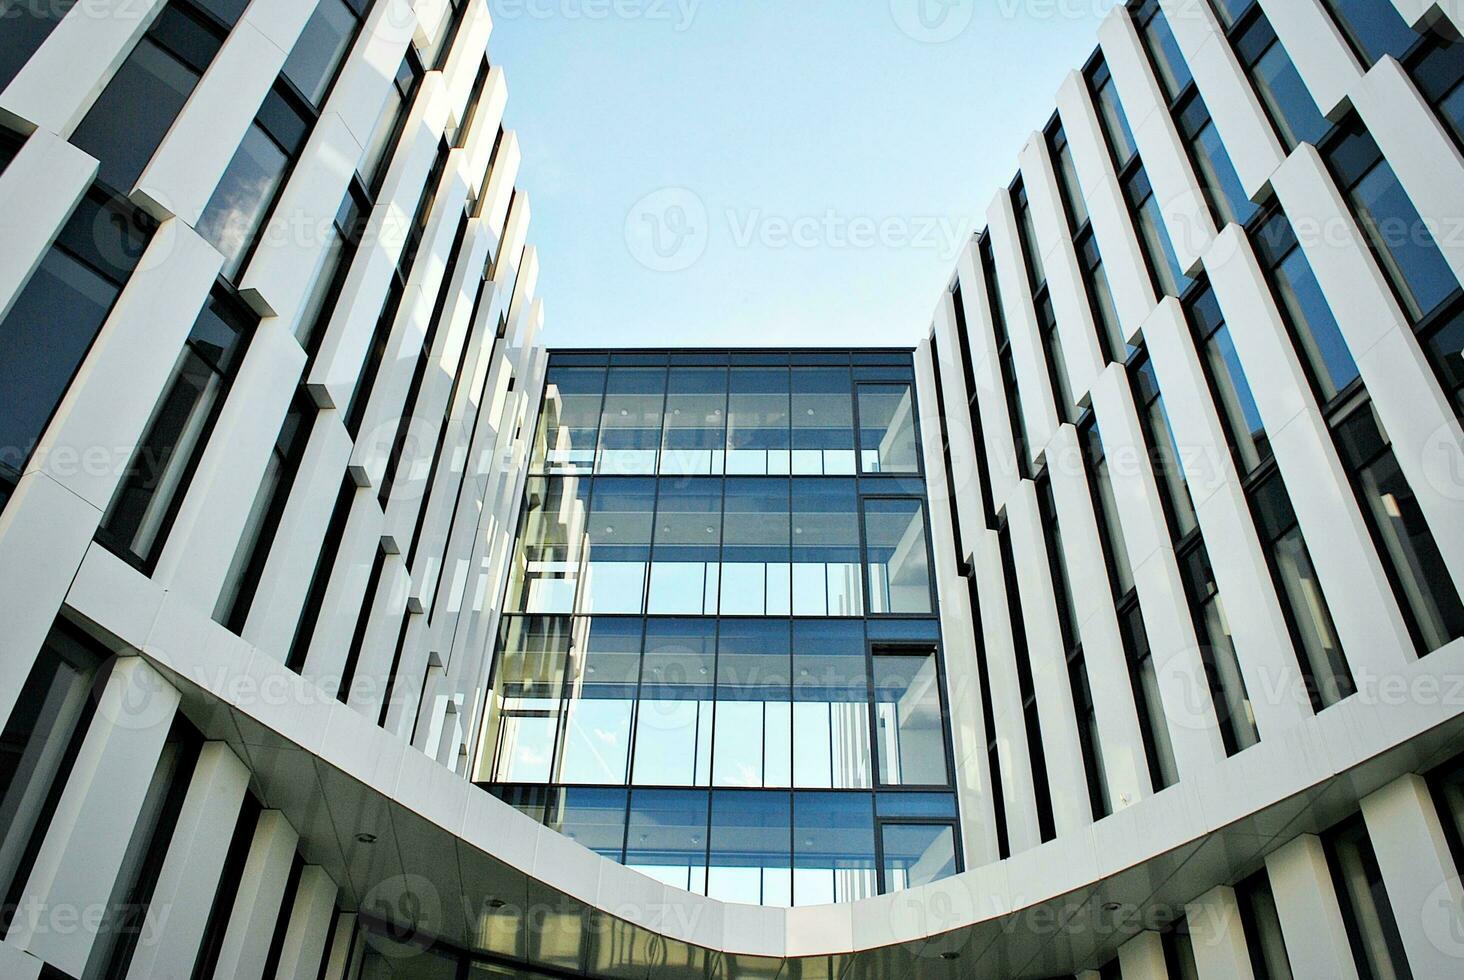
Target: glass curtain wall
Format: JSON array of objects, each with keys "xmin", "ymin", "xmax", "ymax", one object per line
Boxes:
[{"xmin": 482, "ymin": 351, "xmax": 959, "ymax": 906}]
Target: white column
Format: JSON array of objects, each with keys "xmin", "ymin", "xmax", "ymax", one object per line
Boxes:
[
  {"xmin": 1254, "ymin": 0, "xmax": 1362, "ymax": 117},
  {"xmin": 970, "ymin": 529, "xmax": 1043, "ymax": 855},
  {"xmin": 1361, "ymin": 773, "xmax": 1464, "ymax": 978},
  {"xmin": 1101, "ymin": 7, "xmax": 1216, "ymax": 273},
  {"xmin": 1206, "ymin": 226, "xmax": 1417, "ymax": 677},
  {"xmin": 1185, "ymin": 886, "xmax": 1256, "ymax": 980},
  {"xmin": 1271, "ymin": 145, "xmax": 1464, "ymax": 603},
  {"xmin": 1140, "ymin": 298, "xmax": 1308, "ymax": 738},
  {"xmin": 916, "ymin": 341, "xmax": 1000, "ymax": 867},
  {"xmin": 1266, "ymin": 834, "xmax": 1361, "ymax": 979},
  {"xmin": 318, "ymin": 912, "xmax": 358, "ymax": 980},
  {"xmin": 0, "ymin": 127, "xmax": 95, "ymax": 322},
  {"xmin": 243, "ymin": 414, "xmax": 354, "ymax": 662},
  {"xmin": 212, "ymin": 811, "xmax": 300, "ymax": 980},
  {"xmin": 1047, "ymin": 425, "xmax": 1152, "ymax": 809},
  {"xmin": 301, "ymin": 491, "xmax": 382, "ymax": 689},
  {"xmin": 1021, "ymin": 135, "xmax": 1106, "ymax": 409},
  {"xmin": 0, "ymin": 940, "xmax": 42, "ymax": 980},
  {"xmin": 1159, "ymin": 0, "xmax": 1285, "ymax": 198},
  {"xmin": 1089, "ymin": 364, "xmax": 1227, "ymax": 776},
  {"xmin": 27, "ymin": 218, "xmax": 221, "ymax": 512},
  {"xmin": 152, "ymin": 320, "xmax": 307, "ymax": 613},
  {"xmin": 9, "ymin": 658, "xmax": 182, "ymax": 978},
  {"xmin": 125, "ymin": 743, "xmax": 251, "ymax": 980},
  {"xmin": 987, "ymin": 191, "xmax": 1060, "ymax": 464},
  {"xmin": 135, "ymin": 0, "xmax": 322, "ymax": 223},
  {"xmin": 1117, "ymin": 930, "xmax": 1168, "ymax": 979},
  {"xmin": 1055, "ymin": 71, "xmax": 1159, "ymax": 342},
  {"xmin": 0, "ymin": 0, "xmax": 164, "ymax": 138},
  {"xmin": 1008, "ymin": 482, "xmax": 1092, "ymax": 836},
  {"xmin": 271, "ymin": 866, "xmax": 339, "ymax": 980}
]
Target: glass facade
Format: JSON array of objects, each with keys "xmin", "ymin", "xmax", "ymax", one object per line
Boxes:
[{"xmin": 483, "ymin": 350, "xmax": 959, "ymax": 904}]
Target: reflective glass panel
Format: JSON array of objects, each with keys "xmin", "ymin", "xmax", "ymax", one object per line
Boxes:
[
  {"xmin": 625, "ymin": 790, "xmax": 708, "ymax": 892},
  {"xmin": 280, "ymin": 0, "xmax": 359, "ymax": 107},
  {"xmin": 714, "ymin": 620, "xmax": 792, "ymax": 788},
  {"xmin": 559, "ymin": 618, "xmax": 640, "ymax": 785},
  {"xmin": 792, "ymin": 792, "xmax": 877, "ymax": 906},
  {"xmin": 792, "ymin": 479, "xmax": 864, "ymax": 616},
  {"xmin": 489, "ymin": 617, "xmax": 570, "ymax": 783},
  {"xmin": 633, "ymin": 620, "xmax": 715, "ymax": 786},
  {"xmin": 708, "ymin": 790, "xmax": 792, "ymax": 906},
  {"xmin": 864, "ymin": 499, "xmax": 933, "ymax": 615},
  {"xmin": 506, "ymin": 478, "xmax": 592, "ymax": 614},
  {"xmin": 880, "ymin": 823, "xmax": 957, "ymax": 892},
  {"xmin": 533, "ymin": 367, "xmax": 605, "ymax": 473},
  {"xmin": 857, "ymin": 384, "xmax": 919, "ymax": 474},
  {"xmin": 546, "ymin": 788, "xmax": 627, "ymax": 860},
  {"xmin": 791, "ymin": 367, "xmax": 855, "ymax": 475},
  {"xmin": 792, "ymin": 621, "xmax": 871, "ymax": 789},
  {"xmin": 583, "ymin": 478, "xmax": 655, "ymax": 614},
  {"xmin": 720, "ymin": 479, "xmax": 791, "ymax": 616},
  {"xmin": 726, "ymin": 367, "xmax": 790, "ymax": 475},
  {"xmin": 873, "ymin": 651, "xmax": 949, "ymax": 786},
  {"xmin": 598, "ymin": 367, "xmax": 665, "ymax": 475},
  {"xmin": 648, "ymin": 478, "xmax": 722, "ymax": 615},
  {"xmin": 661, "ymin": 366, "xmax": 727, "ymax": 475}
]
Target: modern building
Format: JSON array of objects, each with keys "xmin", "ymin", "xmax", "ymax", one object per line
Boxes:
[{"xmin": 1, "ymin": 0, "xmax": 1463, "ymax": 977}]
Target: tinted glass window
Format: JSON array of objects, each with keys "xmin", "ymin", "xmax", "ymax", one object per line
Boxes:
[
  {"xmin": 71, "ymin": 6, "xmax": 220, "ymax": 191},
  {"xmin": 196, "ymin": 111, "xmax": 292, "ymax": 280},
  {"xmin": 881, "ymin": 823, "xmax": 957, "ymax": 892},
  {"xmin": 792, "ymin": 791, "xmax": 876, "ymax": 905},
  {"xmin": 280, "ymin": 0, "xmax": 359, "ymax": 107},
  {"xmin": 0, "ymin": 0, "xmax": 78, "ymax": 90},
  {"xmin": 1323, "ymin": 0, "xmax": 1418, "ymax": 66},
  {"xmin": 0, "ymin": 193, "xmax": 150, "ymax": 483}
]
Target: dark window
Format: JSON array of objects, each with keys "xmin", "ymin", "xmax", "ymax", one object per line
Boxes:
[
  {"xmin": 1187, "ymin": 285, "xmax": 1270, "ymax": 473},
  {"xmin": 1324, "ymin": 817, "xmax": 1415, "ymax": 980},
  {"xmin": 337, "ymin": 546, "xmax": 388, "ymax": 702},
  {"xmin": 1011, "ymin": 180, "xmax": 1046, "ymax": 290},
  {"xmin": 1232, "ymin": 11, "xmax": 1331, "ymax": 149},
  {"xmin": 998, "ymin": 523, "xmax": 1057, "ymax": 842},
  {"xmin": 380, "ymin": 211, "xmax": 470, "ymax": 506},
  {"xmin": 279, "ymin": 0, "xmax": 364, "ymax": 108},
  {"xmin": 0, "ymin": 190, "xmax": 153, "ymax": 489},
  {"xmin": 1322, "ymin": 0, "xmax": 1419, "ymax": 67},
  {"xmin": 1133, "ymin": 0, "xmax": 1192, "ymax": 102},
  {"xmin": 1237, "ymin": 869, "xmax": 1295, "ymax": 980},
  {"xmin": 1089, "ymin": 58, "xmax": 1138, "ymax": 169},
  {"xmin": 296, "ymin": 182, "xmax": 369, "ymax": 363},
  {"xmin": 0, "ymin": 623, "xmax": 102, "ymax": 924},
  {"xmin": 1047, "ymin": 123, "xmax": 1089, "ymax": 230},
  {"xmin": 1250, "ymin": 470, "xmax": 1353, "ymax": 708},
  {"xmin": 950, "ymin": 283, "xmax": 998, "ymax": 525},
  {"xmin": 457, "ymin": 57, "xmax": 492, "ymax": 149},
  {"xmin": 1082, "ymin": 420, "xmax": 1178, "ymax": 789},
  {"xmin": 1421, "ymin": 303, "xmax": 1464, "ymax": 413},
  {"xmin": 1333, "ymin": 399, "xmax": 1464, "ymax": 653},
  {"xmin": 189, "ymin": 794, "xmax": 259, "ymax": 980},
  {"xmin": 1322, "ymin": 120, "xmax": 1459, "ymax": 324},
  {"xmin": 361, "ymin": 50, "xmax": 424, "ymax": 195},
  {"xmin": 216, "ymin": 394, "xmax": 316, "ymax": 633},
  {"xmin": 1179, "ymin": 544, "xmax": 1259, "ymax": 754},
  {"xmin": 91, "ymin": 721, "xmax": 201, "ymax": 978},
  {"xmin": 99, "ymin": 290, "xmax": 256, "ymax": 570},
  {"xmin": 1253, "ymin": 209, "xmax": 1360, "ymax": 401},
  {"xmin": 0, "ymin": 127, "xmax": 20, "ymax": 173},
  {"xmin": 1037, "ymin": 474, "xmax": 1109, "ymax": 818},
  {"xmin": 1078, "ymin": 229, "xmax": 1126, "ymax": 361},
  {"xmin": 346, "ymin": 278, "xmax": 406, "ymax": 438},
  {"xmin": 1125, "ymin": 166, "xmax": 1194, "ymax": 298},
  {"xmin": 1409, "ymin": 34, "xmax": 1464, "ymax": 150},
  {"xmin": 1162, "ymin": 922, "xmax": 1202, "ymax": 980},
  {"xmin": 1175, "ymin": 90, "xmax": 1258, "ymax": 226},
  {"xmin": 0, "ymin": 0, "xmax": 79, "ymax": 91},
  {"xmin": 71, "ymin": 2, "xmax": 224, "ymax": 192},
  {"xmin": 981, "ymin": 234, "xmax": 1030, "ymax": 477},
  {"xmin": 286, "ymin": 479, "xmax": 357, "ymax": 672},
  {"xmin": 195, "ymin": 84, "xmax": 311, "ymax": 280},
  {"xmin": 1036, "ymin": 291, "xmax": 1073, "ymax": 423},
  {"xmin": 1132, "ymin": 355, "xmax": 1199, "ymax": 539}
]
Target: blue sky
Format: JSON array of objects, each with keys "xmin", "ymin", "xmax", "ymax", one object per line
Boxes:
[{"xmin": 487, "ymin": 0, "xmax": 1119, "ymax": 348}]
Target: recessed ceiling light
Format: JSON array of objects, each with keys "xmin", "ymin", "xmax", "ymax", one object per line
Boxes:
[
  {"xmin": 487, "ymin": 898, "xmax": 507, "ymax": 910},
  {"xmin": 355, "ymin": 833, "xmax": 378, "ymax": 845},
  {"xmin": 939, "ymin": 951, "xmax": 960, "ymax": 961}
]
